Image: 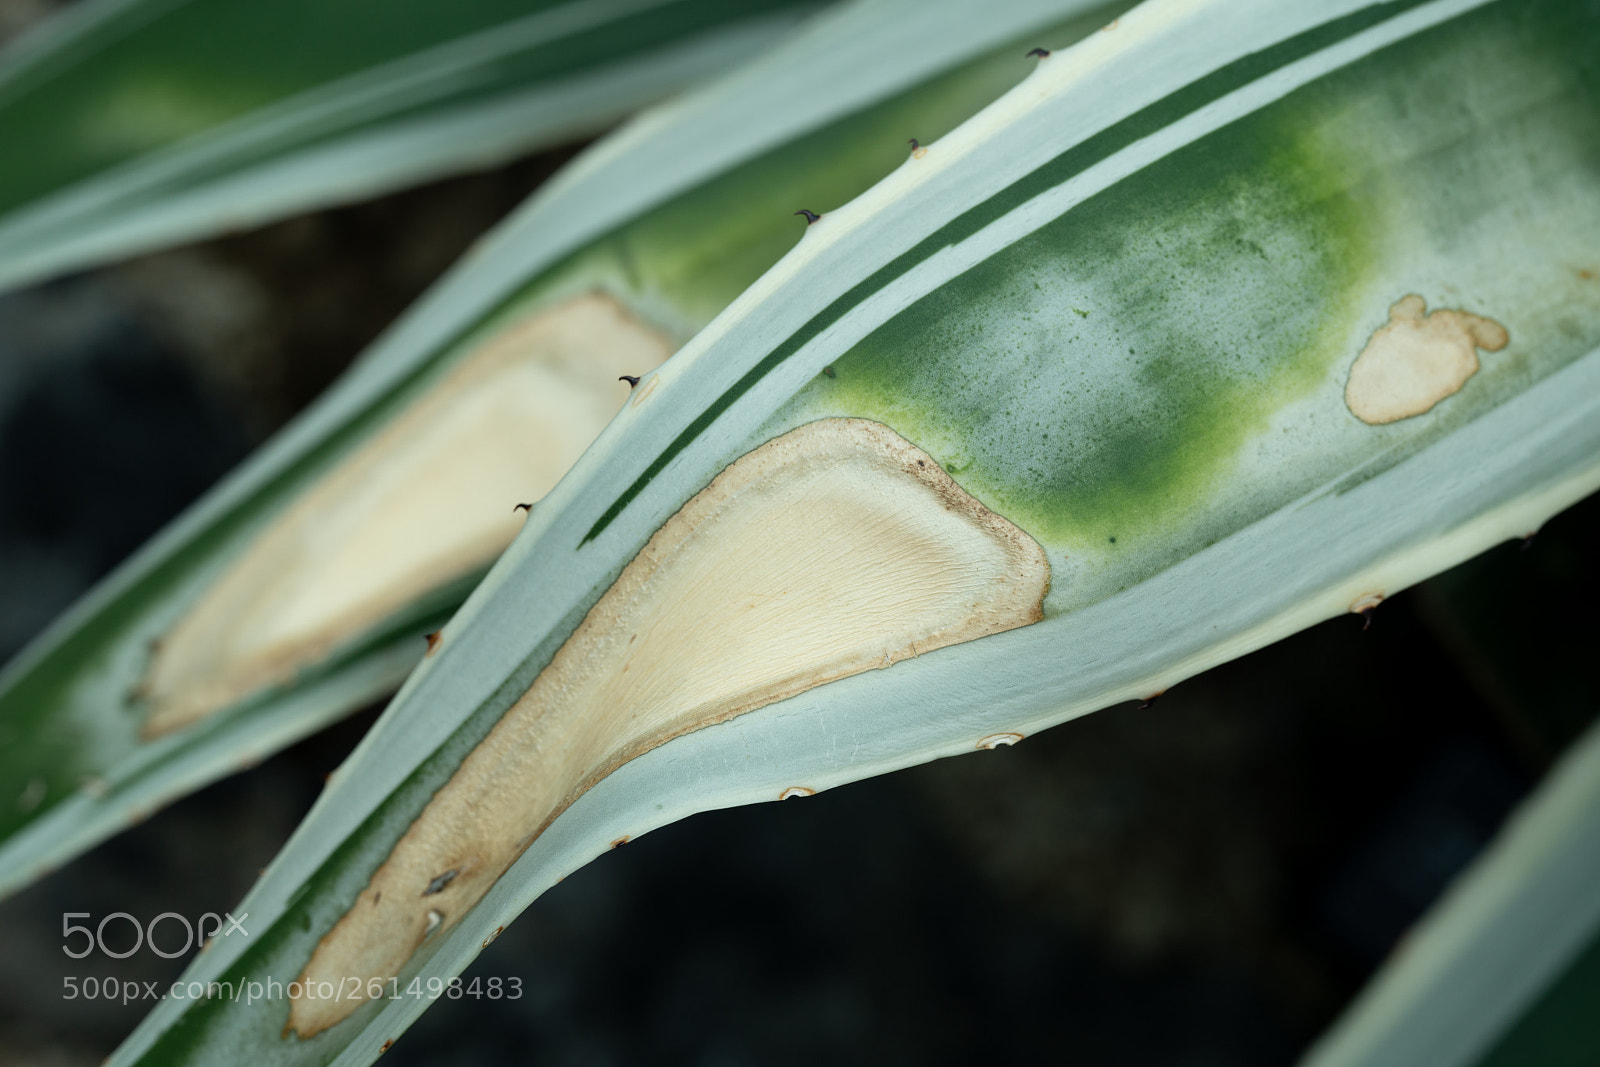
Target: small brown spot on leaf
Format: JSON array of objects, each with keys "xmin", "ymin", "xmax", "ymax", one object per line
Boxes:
[
  {"xmin": 482, "ymin": 925, "xmax": 504, "ymax": 949},
  {"xmin": 977, "ymin": 732, "xmax": 1023, "ymax": 750},
  {"xmin": 424, "ymin": 631, "xmax": 442, "ymax": 655},
  {"xmin": 780, "ymin": 787, "xmax": 815, "ymax": 800},
  {"xmin": 1345, "ymin": 295, "xmax": 1508, "ymax": 424},
  {"xmin": 379, "ymin": 1040, "xmax": 394, "ymax": 1054},
  {"xmin": 422, "ymin": 869, "xmax": 458, "ymax": 896},
  {"xmin": 1138, "ymin": 690, "xmax": 1165, "ymax": 710},
  {"xmin": 609, "ymin": 836, "xmax": 630, "ymax": 849}
]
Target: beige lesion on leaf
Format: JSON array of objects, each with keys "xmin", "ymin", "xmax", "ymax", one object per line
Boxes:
[
  {"xmin": 139, "ymin": 293, "xmax": 671, "ymax": 739},
  {"xmin": 285, "ymin": 418, "xmax": 1049, "ymax": 1038},
  {"xmin": 1345, "ymin": 294, "xmax": 1509, "ymax": 425}
]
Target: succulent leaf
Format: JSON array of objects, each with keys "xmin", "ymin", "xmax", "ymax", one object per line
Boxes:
[
  {"xmin": 105, "ymin": 0, "xmax": 1600, "ymax": 1063},
  {"xmin": 0, "ymin": 0, "xmax": 1119, "ymax": 900},
  {"xmin": 0, "ymin": 0, "xmax": 826, "ymax": 290}
]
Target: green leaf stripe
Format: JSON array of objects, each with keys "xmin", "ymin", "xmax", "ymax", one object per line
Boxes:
[{"xmin": 583, "ymin": 0, "xmax": 1466, "ymax": 544}]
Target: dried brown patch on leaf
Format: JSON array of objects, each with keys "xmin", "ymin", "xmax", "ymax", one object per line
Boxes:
[
  {"xmin": 286, "ymin": 418, "xmax": 1049, "ymax": 1037},
  {"xmin": 140, "ymin": 293, "xmax": 671, "ymax": 738},
  {"xmin": 1345, "ymin": 294, "xmax": 1508, "ymax": 425}
]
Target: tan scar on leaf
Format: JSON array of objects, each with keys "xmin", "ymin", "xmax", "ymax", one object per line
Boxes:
[
  {"xmin": 286, "ymin": 418, "xmax": 1049, "ymax": 1038},
  {"xmin": 139, "ymin": 293, "xmax": 671, "ymax": 738},
  {"xmin": 1345, "ymin": 294, "xmax": 1508, "ymax": 425}
]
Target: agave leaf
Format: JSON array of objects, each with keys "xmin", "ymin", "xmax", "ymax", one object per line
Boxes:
[
  {"xmin": 1300, "ymin": 713, "xmax": 1600, "ymax": 1067},
  {"xmin": 0, "ymin": 0, "xmax": 1119, "ymax": 895},
  {"xmin": 0, "ymin": 0, "xmax": 827, "ymax": 292},
  {"xmin": 105, "ymin": 0, "xmax": 1600, "ymax": 1061}
]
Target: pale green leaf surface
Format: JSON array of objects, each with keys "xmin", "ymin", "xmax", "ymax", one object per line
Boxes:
[
  {"xmin": 0, "ymin": 0, "xmax": 825, "ymax": 291},
  {"xmin": 0, "ymin": 0, "xmax": 1116, "ymax": 898},
  {"xmin": 107, "ymin": 0, "xmax": 1600, "ymax": 1063}
]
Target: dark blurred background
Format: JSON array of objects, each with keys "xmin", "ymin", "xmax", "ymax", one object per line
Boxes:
[{"xmin": 1, "ymin": 3, "xmax": 1598, "ymax": 1065}]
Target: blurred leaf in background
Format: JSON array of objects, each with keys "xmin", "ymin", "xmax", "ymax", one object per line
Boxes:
[{"xmin": 0, "ymin": 0, "xmax": 827, "ymax": 291}]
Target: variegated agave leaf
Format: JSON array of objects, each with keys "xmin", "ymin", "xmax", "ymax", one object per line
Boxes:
[
  {"xmin": 111, "ymin": 0, "xmax": 1600, "ymax": 1062},
  {"xmin": 0, "ymin": 0, "xmax": 826, "ymax": 292},
  {"xmin": 0, "ymin": 0, "xmax": 1118, "ymax": 897}
]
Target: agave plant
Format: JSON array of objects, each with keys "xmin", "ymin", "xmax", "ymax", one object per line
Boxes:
[
  {"xmin": 3, "ymin": 0, "xmax": 1600, "ymax": 1062},
  {"xmin": 0, "ymin": 0, "xmax": 1119, "ymax": 897}
]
